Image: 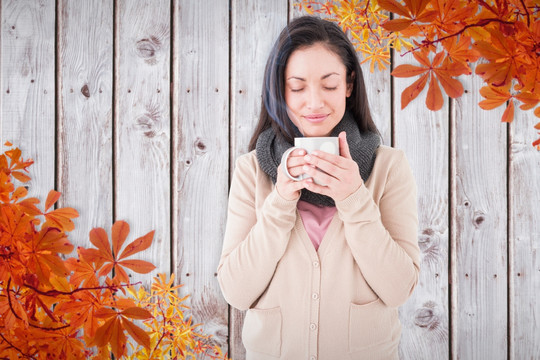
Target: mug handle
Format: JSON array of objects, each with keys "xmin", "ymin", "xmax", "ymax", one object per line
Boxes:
[{"xmin": 280, "ymin": 147, "xmax": 303, "ymax": 182}]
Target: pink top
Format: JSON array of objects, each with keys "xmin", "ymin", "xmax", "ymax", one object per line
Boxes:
[{"xmin": 297, "ymin": 200, "xmax": 337, "ymax": 250}]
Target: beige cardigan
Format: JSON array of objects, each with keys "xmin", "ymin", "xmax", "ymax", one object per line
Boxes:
[{"xmin": 218, "ymin": 146, "xmax": 420, "ymax": 360}]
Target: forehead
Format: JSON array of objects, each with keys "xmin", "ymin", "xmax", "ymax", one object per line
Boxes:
[{"xmin": 285, "ymin": 43, "xmax": 346, "ymax": 78}]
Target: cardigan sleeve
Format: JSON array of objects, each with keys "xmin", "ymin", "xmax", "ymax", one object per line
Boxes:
[
  {"xmin": 217, "ymin": 153, "xmax": 298, "ymax": 311},
  {"xmin": 336, "ymin": 150, "xmax": 420, "ymax": 308}
]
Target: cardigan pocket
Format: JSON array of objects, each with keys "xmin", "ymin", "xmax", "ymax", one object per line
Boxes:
[
  {"xmin": 349, "ymin": 298, "xmax": 394, "ymax": 353},
  {"xmin": 242, "ymin": 307, "xmax": 282, "ymax": 357}
]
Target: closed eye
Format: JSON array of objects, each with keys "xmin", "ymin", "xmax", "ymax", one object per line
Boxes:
[{"xmin": 324, "ymin": 87, "xmax": 337, "ymax": 91}]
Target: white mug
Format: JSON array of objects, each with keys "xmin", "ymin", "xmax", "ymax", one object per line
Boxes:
[{"xmin": 281, "ymin": 137, "xmax": 339, "ymax": 185}]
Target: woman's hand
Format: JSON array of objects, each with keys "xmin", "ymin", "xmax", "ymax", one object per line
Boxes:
[
  {"xmin": 301, "ymin": 131, "xmax": 363, "ymax": 201},
  {"xmin": 276, "ymin": 148, "xmax": 309, "ymax": 201}
]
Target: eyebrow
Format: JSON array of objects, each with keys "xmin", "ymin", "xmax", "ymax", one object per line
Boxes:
[{"xmin": 286, "ymin": 72, "xmax": 340, "ymax": 81}]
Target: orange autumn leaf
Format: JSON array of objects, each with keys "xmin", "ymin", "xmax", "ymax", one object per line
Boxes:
[
  {"xmin": 122, "ymin": 317, "xmax": 151, "ymax": 349},
  {"xmin": 121, "ymin": 306, "xmax": 152, "ymax": 320},
  {"xmin": 393, "ymin": 51, "xmax": 463, "ymax": 109},
  {"xmin": 427, "ymin": 73, "xmax": 444, "ymax": 110},
  {"xmin": 44, "ymin": 207, "xmax": 79, "ymax": 232},
  {"xmin": 514, "ymin": 91, "xmax": 540, "ymax": 110},
  {"xmin": 379, "ymin": 0, "xmax": 437, "ymax": 32},
  {"xmin": 112, "ymin": 220, "xmax": 130, "ymax": 257},
  {"xmin": 478, "ymin": 85, "xmax": 512, "ymax": 110},
  {"xmin": 94, "ymin": 316, "xmax": 126, "ymax": 358},
  {"xmin": 94, "ymin": 306, "xmax": 152, "ymax": 357},
  {"xmin": 400, "ymin": 73, "xmax": 429, "ymax": 109},
  {"xmin": 83, "ymin": 221, "xmax": 155, "ymax": 282},
  {"xmin": 117, "ymin": 229, "xmax": 154, "ymax": 260},
  {"xmin": 502, "ymin": 99, "xmax": 515, "ymax": 123},
  {"xmin": 65, "ymin": 249, "xmax": 100, "ymax": 288},
  {"xmin": 25, "ymin": 227, "xmax": 73, "ymax": 285},
  {"xmin": 0, "ymin": 145, "xmax": 229, "ymax": 360},
  {"xmin": 45, "ymin": 190, "xmax": 61, "ymax": 212},
  {"xmin": 41, "ymin": 190, "xmax": 79, "ymax": 232}
]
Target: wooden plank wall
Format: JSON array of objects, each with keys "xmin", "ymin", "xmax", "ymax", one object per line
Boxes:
[{"xmin": 1, "ymin": 1, "xmax": 539, "ymax": 359}]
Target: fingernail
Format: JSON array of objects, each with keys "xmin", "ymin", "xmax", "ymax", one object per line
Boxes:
[
  {"xmin": 299, "ymin": 149, "xmax": 305, "ymax": 155},
  {"xmin": 312, "ymin": 151, "xmax": 319, "ymax": 156},
  {"xmin": 304, "ymin": 155, "xmax": 311, "ymax": 162},
  {"xmin": 302, "ymin": 165, "xmax": 309, "ymax": 171}
]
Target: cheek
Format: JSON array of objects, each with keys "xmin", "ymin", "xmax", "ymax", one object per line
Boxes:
[
  {"xmin": 285, "ymin": 92, "xmax": 303, "ymax": 112},
  {"xmin": 329, "ymin": 91, "xmax": 348, "ymax": 109}
]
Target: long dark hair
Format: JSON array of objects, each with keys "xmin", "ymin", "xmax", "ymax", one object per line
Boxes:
[{"xmin": 248, "ymin": 16, "xmax": 378, "ymax": 151}]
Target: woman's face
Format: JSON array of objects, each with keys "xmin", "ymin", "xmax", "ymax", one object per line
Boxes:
[{"xmin": 284, "ymin": 43, "xmax": 353, "ymax": 137}]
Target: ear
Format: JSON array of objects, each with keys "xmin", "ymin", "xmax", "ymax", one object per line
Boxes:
[{"xmin": 346, "ymin": 71, "xmax": 355, "ymax": 97}]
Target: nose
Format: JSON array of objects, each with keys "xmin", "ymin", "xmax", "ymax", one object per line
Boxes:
[{"xmin": 306, "ymin": 88, "xmax": 324, "ymax": 110}]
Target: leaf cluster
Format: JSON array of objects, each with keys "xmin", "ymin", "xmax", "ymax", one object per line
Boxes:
[
  {"xmin": 297, "ymin": 0, "xmax": 540, "ymax": 148},
  {"xmin": 0, "ymin": 144, "xmax": 228, "ymax": 359}
]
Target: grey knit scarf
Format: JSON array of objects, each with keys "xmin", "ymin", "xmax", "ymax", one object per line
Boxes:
[{"xmin": 256, "ymin": 112, "xmax": 381, "ymax": 207}]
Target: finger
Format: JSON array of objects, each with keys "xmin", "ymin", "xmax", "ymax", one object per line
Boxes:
[
  {"xmin": 338, "ymin": 131, "xmax": 353, "ymax": 160},
  {"xmin": 304, "ymin": 178, "xmax": 332, "ymax": 196},
  {"xmin": 288, "ymin": 164, "xmax": 309, "ymax": 177},
  {"xmin": 305, "ymin": 151, "xmax": 348, "ymax": 173},
  {"xmin": 287, "ymin": 153, "xmax": 308, "ymax": 168},
  {"xmin": 302, "ymin": 164, "xmax": 336, "ymax": 186}
]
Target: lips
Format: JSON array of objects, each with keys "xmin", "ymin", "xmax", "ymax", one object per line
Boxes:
[{"xmin": 303, "ymin": 114, "xmax": 328, "ymax": 123}]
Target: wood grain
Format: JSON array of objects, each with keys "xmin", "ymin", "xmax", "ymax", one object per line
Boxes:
[
  {"xmin": 510, "ymin": 107, "xmax": 540, "ymax": 359},
  {"xmin": 2, "ymin": 2, "xmax": 540, "ymax": 358},
  {"xmin": 393, "ymin": 51, "xmax": 450, "ymax": 360},
  {"xmin": 173, "ymin": 0, "xmax": 230, "ymax": 351},
  {"xmin": 1, "ymin": 0, "xmax": 55, "ymax": 201},
  {"xmin": 452, "ymin": 72, "xmax": 507, "ymax": 359},
  {"xmin": 57, "ymin": 0, "xmax": 113, "ymax": 247},
  {"xmin": 229, "ymin": 1, "xmax": 289, "ymax": 357},
  {"xmin": 115, "ymin": 0, "xmax": 171, "ymax": 285}
]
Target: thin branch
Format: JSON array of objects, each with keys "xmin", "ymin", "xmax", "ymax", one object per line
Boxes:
[
  {"xmin": 518, "ymin": 0, "xmax": 530, "ymax": 26},
  {"xmin": 6, "ymin": 278, "xmax": 23, "ymax": 322},
  {"xmin": 401, "ymin": 18, "xmax": 515, "ymax": 55},
  {"xmin": 22, "ymin": 280, "xmax": 141, "ymax": 297},
  {"xmin": 0, "ymin": 332, "xmax": 37, "ymax": 359}
]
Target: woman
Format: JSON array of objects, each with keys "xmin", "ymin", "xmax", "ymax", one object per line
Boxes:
[{"xmin": 217, "ymin": 16, "xmax": 420, "ymax": 360}]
